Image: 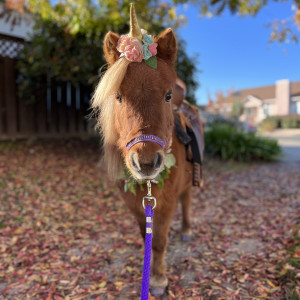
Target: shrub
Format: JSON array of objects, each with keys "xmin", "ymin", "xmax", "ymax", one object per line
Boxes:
[
  {"xmin": 204, "ymin": 125, "xmax": 281, "ymax": 161},
  {"xmin": 259, "ymin": 115, "xmax": 300, "ymax": 131},
  {"xmin": 205, "ymin": 114, "xmax": 243, "ymax": 130},
  {"xmin": 281, "ymin": 116, "xmax": 300, "ymax": 129},
  {"xmin": 259, "ymin": 116, "xmax": 281, "ymax": 131}
]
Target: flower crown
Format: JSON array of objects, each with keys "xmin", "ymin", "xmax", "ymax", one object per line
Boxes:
[
  {"xmin": 116, "ymin": 4, "xmax": 157, "ymax": 69},
  {"xmin": 117, "ymin": 31, "xmax": 157, "ymax": 69}
]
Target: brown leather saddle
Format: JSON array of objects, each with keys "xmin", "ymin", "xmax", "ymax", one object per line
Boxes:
[{"xmin": 173, "ymin": 81, "xmax": 205, "ymax": 187}]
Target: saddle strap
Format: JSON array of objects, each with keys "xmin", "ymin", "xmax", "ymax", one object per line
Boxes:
[
  {"xmin": 180, "ymin": 101, "xmax": 205, "ymax": 188},
  {"xmin": 186, "ymin": 126, "xmax": 204, "ymax": 187}
]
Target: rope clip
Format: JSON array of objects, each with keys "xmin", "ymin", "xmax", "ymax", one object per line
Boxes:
[{"xmin": 142, "ymin": 180, "xmax": 156, "ymax": 210}]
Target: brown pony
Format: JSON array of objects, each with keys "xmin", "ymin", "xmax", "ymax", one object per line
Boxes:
[{"xmin": 92, "ymin": 5, "xmax": 196, "ymax": 297}]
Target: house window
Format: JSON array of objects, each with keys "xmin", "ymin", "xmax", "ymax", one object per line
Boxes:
[
  {"xmin": 290, "ymin": 102, "xmax": 296, "ymax": 114},
  {"xmin": 263, "ymin": 104, "xmax": 270, "ymax": 117}
]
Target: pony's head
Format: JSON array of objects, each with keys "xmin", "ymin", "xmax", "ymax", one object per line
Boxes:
[{"xmin": 92, "ymin": 4, "xmax": 177, "ymax": 181}]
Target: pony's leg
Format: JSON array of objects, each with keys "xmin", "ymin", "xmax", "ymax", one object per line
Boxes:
[
  {"xmin": 137, "ymin": 217, "xmax": 146, "ymax": 242},
  {"xmin": 149, "ymin": 210, "xmax": 173, "ymax": 297},
  {"xmin": 180, "ymin": 188, "xmax": 192, "ymax": 241}
]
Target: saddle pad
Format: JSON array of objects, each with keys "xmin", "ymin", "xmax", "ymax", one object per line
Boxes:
[
  {"xmin": 174, "ymin": 101, "xmax": 205, "ymax": 187},
  {"xmin": 180, "ymin": 101, "xmax": 205, "ymax": 164}
]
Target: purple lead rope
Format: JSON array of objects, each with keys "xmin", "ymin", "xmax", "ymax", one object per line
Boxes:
[
  {"xmin": 141, "ymin": 180, "xmax": 156, "ymax": 300},
  {"xmin": 141, "ymin": 205, "xmax": 154, "ymax": 300}
]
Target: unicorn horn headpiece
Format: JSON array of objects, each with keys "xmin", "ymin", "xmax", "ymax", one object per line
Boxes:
[
  {"xmin": 116, "ymin": 3, "xmax": 158, "ymax": 68},
  {"xmin": 129, "ymin": 3, "xmax": 142, "ymax": 41}
]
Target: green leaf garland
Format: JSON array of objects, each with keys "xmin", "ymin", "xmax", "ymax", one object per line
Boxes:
[{"xmin": 123, "ymin": 153, "xmax": 176, "ymax": 195}]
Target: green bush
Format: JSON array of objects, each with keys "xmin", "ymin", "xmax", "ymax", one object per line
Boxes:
[
  {"xmin": 205, "ymin": 114, "xmax": 242, "ymax": 129},
  {"xmin": 205, "ymin": 125, "xmax": 281, "ymax": 161},
  {"xmin": 259, "ymin": 115, "xmax": 300, "ymax": 131},
  {"xmin": 259, "ymin": 116, "xmax": 281, "ymax": 131},
  {"xmin": 281, "ymin": 116, "xmax": 300, "ymax": 129}
]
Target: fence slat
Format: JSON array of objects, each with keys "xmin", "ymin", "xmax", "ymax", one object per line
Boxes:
[
  {"xmin": 50, "ymin": 81, "xmax": 59, "ymax": 134},
  {"xmin": 36, "ymin": 84, "xmax": 48, "ymax": 135},
  {"xmin": 0, "ymin": 58, "xmax": 6, "ymax": 134},
  {"xmin": 4, "ymin": 58, "xmax": 17, "ymax": 135},
  {"xmin": 59, "ymin": 83, "xmax": 68, "ymax": 135},
  {"xmin": 18, "ymin": 94, "xmax": 28, "ymax": 135},
  {"xmin": 69, "ymin": 85, "xmax": 77, "ymax": 135},
  {"xmin": 78, "ymin": 85, "xmax": 84, "ymax": 134}
]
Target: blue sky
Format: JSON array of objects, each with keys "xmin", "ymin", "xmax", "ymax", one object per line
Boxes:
[{"xmin": 177, "ymin": 1, "xmax": 300, "ymax": 105}]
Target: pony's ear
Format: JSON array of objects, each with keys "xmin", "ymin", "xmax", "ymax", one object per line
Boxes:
[
  {"xmin": 104, "ymin": 31, "xmax": 120, "ymax": 65},
  {"xmin": 155, "ymin": 28, "xmax": 177, "ymax": 65}
]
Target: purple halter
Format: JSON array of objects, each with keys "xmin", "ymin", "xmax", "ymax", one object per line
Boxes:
[{"xmin": 126, "ymin": 134, "xmax": 166, "ymax": 151}]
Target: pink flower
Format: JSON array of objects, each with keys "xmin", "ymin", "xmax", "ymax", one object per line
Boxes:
[
  {"xmin": 148, "ymin": 42, "xmax": 158, "ymax": 57},
  {"xmin": 117, "ymin": 35, "xmax": 143, "ymax": 62},
  {"xmin": 116, "ymin": 35, "xmax": 131, "ymax": 53},
  {"xmin": 124, "ymin": 41, "xmax": 143, "ymax": 62}
]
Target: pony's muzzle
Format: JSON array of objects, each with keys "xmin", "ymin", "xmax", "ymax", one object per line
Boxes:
[{"xmin": 129, "ymin": 151, "xmax": 164, "ymax": 180}]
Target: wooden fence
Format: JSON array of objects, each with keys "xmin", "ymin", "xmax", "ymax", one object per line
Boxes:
[{"xmin": 0, "ymin": 33, "xmax": 96, "ymax": 140}]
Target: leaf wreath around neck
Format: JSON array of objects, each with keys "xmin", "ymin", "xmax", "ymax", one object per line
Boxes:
[{"xmin": 122, "ymin": 153, "xmax": 176, "ymax": 195}]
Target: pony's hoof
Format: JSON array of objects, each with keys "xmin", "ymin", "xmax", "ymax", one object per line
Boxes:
[
  {"xmin": 149, "ymin": 286, "xmax": 167, "ymax": 297},
  {"xmin": 181, "ymin": 234, "xmax": 192, "ymax": 242}
]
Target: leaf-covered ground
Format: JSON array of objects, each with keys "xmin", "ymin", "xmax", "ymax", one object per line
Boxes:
[{"xmin": 0, "ymin": 140, "xmax": 299, "ymax": 299}]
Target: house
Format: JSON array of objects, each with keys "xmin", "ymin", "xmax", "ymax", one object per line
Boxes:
[
  {"xmin": 207, "ymin": 80, "xmax": 300, "ymax": 125},
  {"xmin": 0, "ymin": 2, "xmax": 33, "ymax": 40}
]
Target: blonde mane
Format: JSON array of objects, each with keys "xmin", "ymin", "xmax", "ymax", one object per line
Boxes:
[
  {"xmin": 92, "ymin": 58, "xmax": 130, "ymax": 144},
  {"xmin": 92, "ymin": 58, "xmax": 130, "ymax": 179}
]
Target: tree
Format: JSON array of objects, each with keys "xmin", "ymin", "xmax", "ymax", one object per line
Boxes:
[
  {"xmin": 231, "ymin": 100, "xmax": 243, "ymax": 120},
  {"xmin": 3, "ymin": 1, "xmax": 298, "ymax": 105},
  {"xmin": 1, "ymin": 0, "xmax": 200, "ymax": 103},
  {"xmin": 176, "ymin": 39, "xmax": 199, "ymax": 104}
]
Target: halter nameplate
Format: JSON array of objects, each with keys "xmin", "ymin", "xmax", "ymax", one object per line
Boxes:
[{"xmin": 126, "ymin": 134, "xmax": 166, "ymax": 151}]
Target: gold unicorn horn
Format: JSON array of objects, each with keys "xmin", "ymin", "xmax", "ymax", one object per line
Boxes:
[{"xmin": 129, "ymin": 3, "xmax": 142, "ymax": 41}]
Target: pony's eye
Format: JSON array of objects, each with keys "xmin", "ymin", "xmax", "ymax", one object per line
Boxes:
[
  {"xmin": 115, "ymin": 92, "xmax": 122, "ymax": 103},
  {"xmin": 165, "ymin": 90, "xmax": 172, "ymax": 102}
]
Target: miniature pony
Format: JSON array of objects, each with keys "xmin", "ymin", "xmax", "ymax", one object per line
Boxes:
[{"xmin": 92, "ymin": 4, "xmax": 196, "ymax": 297}]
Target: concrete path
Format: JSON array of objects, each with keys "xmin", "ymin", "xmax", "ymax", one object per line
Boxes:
[{"xmin": 260, "ymin": 129, "xmax": 300, "ymax": 162}]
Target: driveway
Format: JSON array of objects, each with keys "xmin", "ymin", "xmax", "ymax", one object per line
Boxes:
[{"xmin": 260, "ymin": 129, "xmax": 300, "ymax": 162}]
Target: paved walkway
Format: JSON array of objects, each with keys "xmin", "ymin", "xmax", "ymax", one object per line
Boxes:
[{"xmin": 260, "ymin": 129, "xmax": 300, "ymax": 162}]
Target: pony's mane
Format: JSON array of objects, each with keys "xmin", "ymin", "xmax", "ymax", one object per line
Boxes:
[
  {"xmin": 92, "ymin": 58, "xmax": 130, "ymax": 179},
  {"xmin": 92, "ymin": 58, "xmax": 130, "ymax": 144}
]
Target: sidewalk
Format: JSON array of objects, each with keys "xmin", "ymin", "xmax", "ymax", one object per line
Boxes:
[{"xmin": 260, "ymin": 129, "xmax": 300, "ymax": 162}]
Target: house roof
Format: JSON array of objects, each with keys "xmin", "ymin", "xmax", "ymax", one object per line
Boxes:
[
  {"xmin": 234, "ymin": 85, "xmax": 275, "ymax": 102},
  {"xmin": 0, "ymin": 3, "xmax": 33, "ymax": 40},
  {"xmin": 218, "ymin": 81, "xmax": 300, "ymax": 104}
]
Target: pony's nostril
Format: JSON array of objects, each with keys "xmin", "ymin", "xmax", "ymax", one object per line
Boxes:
[
  {"xmin": 130, "ymin": 152, "xmax": 141, "ymax": 171},
  {"xmin": 154, "ymin": 152, "xmax": 163, "ymax": 170}
]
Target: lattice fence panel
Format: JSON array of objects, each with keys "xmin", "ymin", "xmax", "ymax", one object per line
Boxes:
[{"xmin": 0, "ymin": 35, "xmax": 24, "ymax": 59}]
